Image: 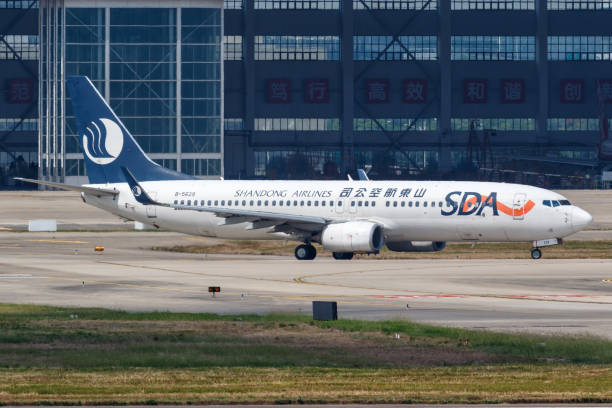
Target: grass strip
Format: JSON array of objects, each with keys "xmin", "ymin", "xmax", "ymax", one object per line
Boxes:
[
  {"xmin": 1, "ymin": 366, "xmax": 612, "ymax": 404},
  {"xmin": 1, "ymin": 303, "xmax": 612, "ymax": 404},
  {"xmin": 152, "ymin": 240, "xmax": 612, "ymax": 259}
]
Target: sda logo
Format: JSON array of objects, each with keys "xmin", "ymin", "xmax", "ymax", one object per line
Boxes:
[
  {"xmin": 132, "ymin": 185, "xmax": 142, "ymax": 197},
  {"xmin": 82, "ymin": 118, "xmax": 124, "ymax": 165}
]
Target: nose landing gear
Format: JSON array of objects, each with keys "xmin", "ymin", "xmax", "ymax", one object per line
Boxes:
[
  {"xmin": 295, "ymin": 244, "xmax": 316, "ymax": 260},
  {"xmin": 530, "ymin": 238, "xmax": 562, "ymax": 260},
  {"xmin": 530, "ymin": 248, "xmax": 542, "ymax": 260}
]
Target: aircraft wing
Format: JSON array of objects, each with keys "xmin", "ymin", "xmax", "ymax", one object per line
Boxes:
[
  {"xmin": 14, "ymin": 177, "xmax": 119, "ymax": 197},
  {"xmin": 120, "ymin": 167, "xmax": 328, "ymax": 232}
]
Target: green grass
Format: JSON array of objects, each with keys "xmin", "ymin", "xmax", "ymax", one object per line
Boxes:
[
  {"xmin": 153, "ymin": 239, "xmax": 612, "ymax": 259},
  {"xmin": 1, "ymin": 303, "xmax": 612, "ymax": 404}
]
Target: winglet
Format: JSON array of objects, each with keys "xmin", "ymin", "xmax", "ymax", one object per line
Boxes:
[
  {"xmin": 120, "ymin": 166, "xmax": 165, "ymax": 206},
  {"xmin": 357, "ymin": 169, "xmax": 370, "ymax": 181}
]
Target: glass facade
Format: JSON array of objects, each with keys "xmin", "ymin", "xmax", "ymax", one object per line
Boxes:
[
  {"xmin": 548, "ymin": 36, "xmax": 612, "ymax": 60},
  {"xmin": 254, "ymin": 35, "xmax": 340, "ymax": 60},
  {"xmin": 41, "ymin": 3, "xmax": 223, "ymax": 179},
  {"xmin": 451, "ymin": 36, "xmax": 535, "ymax": 60},
  {"xmin": 354, "ymin": 36, "xmax": 438, "ymax": 61},
  {"xmin": 452, "ymin": 0, "xmax": 534, "ymax": 9}
]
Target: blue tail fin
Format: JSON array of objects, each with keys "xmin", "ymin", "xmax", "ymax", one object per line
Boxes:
[{"xmin": 66, "ymin": 75, "xmax": 196, "ymax": 184}]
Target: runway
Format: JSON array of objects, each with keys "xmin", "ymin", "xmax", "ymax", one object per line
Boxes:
[{"xmin": 1, "ymin": 230, "xmax": 611, "ymax": 338}]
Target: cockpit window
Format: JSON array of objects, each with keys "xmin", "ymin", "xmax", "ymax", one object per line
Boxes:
[
  {"xmin": 559, "ymin": 200, "xmax": 571, "ymax": 205},
  {"xmin": 552, "ymin": 200, "xmax": 560, "ymax": 207},
  {"xmin": 543, "ymin": 200, "xmax": 551, "ymax": 207}
]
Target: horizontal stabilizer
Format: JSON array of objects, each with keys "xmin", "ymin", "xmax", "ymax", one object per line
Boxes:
[{"xmin": 14, "ymin": 177, "xmax": 118, "ymax": 197}]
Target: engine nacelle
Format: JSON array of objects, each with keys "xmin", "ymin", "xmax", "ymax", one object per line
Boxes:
[
  {"xmin": 321, "ymin": 221, "xmax": 384, "ymax": 253},
  {"xmin": 386, "ymin": 241, "xmax": 446, "ymax": 252}
]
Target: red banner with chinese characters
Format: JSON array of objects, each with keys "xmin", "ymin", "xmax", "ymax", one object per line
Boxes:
[
  {"xmin": 304, "ymin": 79, "xmax": 329, "ymax": 103},
  {"xmin": 403, "ymin": 79, "xmax": 427, "ymax": 103},
  {"xmin": 463, "ymin": 79, "xmax": 487, "ymax": 104},
  {"xmin": 501, "ymin": 79, "xmax": 525, "ymax": 103},
  {"xmin": 8, "ymin": 78, "xmax": 34, "ymax": 104},
  {"xmin": 560, "ymin": 79, "xmax": 584, "ymax": 103},
  {"xmin": 365, "ymin": 79, "xmax": 389, "ymax": 104},
  {"xmin": 266, "ymin": 79, "xmax": 291, "ymax": 104}
]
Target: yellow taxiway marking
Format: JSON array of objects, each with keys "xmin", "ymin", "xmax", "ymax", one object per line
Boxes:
[
  {"xmin": 0, "ymin": 227, "xmax": 13, "ymax": 231},
  {"xmin": 25, "ymin": 239, "xmax": 89, "ymax": 244},
  {"xmin": 0, "ymin": 245, "xmax": 21, "ymax": 248},
  {"xmin": 603, "ymin": 279, "xmax": 612, "ymax": 284}
]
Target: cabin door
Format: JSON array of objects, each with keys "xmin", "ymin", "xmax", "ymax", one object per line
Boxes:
[
  {"xmin": 146, "ymin": 192, "xmax": 157, "ymax": 218},
  {"xmin": 512, "ymin": 193, "xmax": 527, "ymax": 220}
]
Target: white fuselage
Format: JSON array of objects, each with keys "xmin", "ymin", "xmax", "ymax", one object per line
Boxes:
[{"xmin": 82, "ymin": 179, "xmax": 592, "ymax": 244}]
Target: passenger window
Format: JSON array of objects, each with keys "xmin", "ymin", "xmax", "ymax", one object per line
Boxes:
[
  {"xmin": 279, "ymin": 201, "xmax": 283, "ymax": 206},
  {"xmin": 351, "ymin": 201, "xmax": 355, "ymax": 207},
  {"xmin": 300, "ymin": 200, "xmax": 304, "ymax": 206},
  {"xmin": 543, "ymin": 200, "xmax": 551, "ymax": 207},
  {"xmin": 180, "ymin": 200, "xmax": 185, "ymax": 205},
  {"xmin": 173, "ymin": 200, "xmax": 178, "ymax": 205},
  {"xmin": 188, "ymin": 200, "xmax": 192, "ymax": 206},
  {"xmin": 401, "ymin": 201, "xmax": 405, "ymax": 207},
  {"xmin": 372, "ymin": 201, "xmax": 375, "ymax": 207},
  {"xmin": 386, "ymin": 201, "xmax": 390, "ymax": 207},
  {"xmin": 294, "ymin": 200, "xmax": 298, "ymax": 206},
  {"xmin": 249, "ymin": 200, "xmax": 254, "ymax": 206},
  {"xmin": 431, "ymin": 201, "xmax": 435, "ymax": 207},
  {"xmin": 257, "ymin": 200, "xmax": 261, "ymax": 206},
  {"xmin": 214, "ymin": 200, "xmax": 218, "ymax": 206},
  {"xmin": 315, "ymin": 201, "xmax": 319, "ymax": 206},
  {"xmin": 330, "ymin": 201, "xmax": 334, "ymax": 207},
  {"xmin": 221, "ymin": 200, "xmax": 225, "ymax": 206},
  {"xmin": 208, "ymin": 200, "xmax": 212, "ymax": 206},
  {"xmin": 264, "ymin": 200, "xmax": 269, "ymax": 206},
  {"xmin": 552, "ymin": 200, "xmax": 560, "ymax": 207},
  {"xmin": 439, "ymin": 202, "xmax": 443, "ymax": 207},
  {"xmin": 424, "ymin": 201, "xmax": 428, "ymax": 207},
  {"xmin": 322, "ymin": 201, "xmax": 326, "ymax": 207},
  {"xmin": 227, "ymin": 201, "xmax": 231, "ymax": 206},
  {"xmin": 364, "ymin": 201, "xmax": 369, "ymax": 207},
  {"xmin": 358, "ymin": 201, "xmax": 362, "ymax": 207},
  {"xmin": 338, "ymin": 201, "xmax": 342, "ymax": 207},
  {"xmin": 272, "ymin": 200, "xmax": 276, "ymax": 206},
  {"xmin": 415, "ymin": 201, "xmax": 420, "ymax": 207},
  {"xmin": 393, "ymin": 201, "xmax": 397, "ymax": 207},
  {"xmin": 234, "ymin": 200, "xmax": 238, "ymax": 206},
  {"xmin": 242, "ymin": 200, "xmax": 246, "ymax": 206},
  {"xmin": 409, "ymin": 201, "xmax": 413, "ymax": 207},
  {"xmin": 307, "ymin": 200, "xmax": 311, "ymax": 206},
  {"xmin": 286, "ymin": 200, "xmax": 290, "ymax": 206}
]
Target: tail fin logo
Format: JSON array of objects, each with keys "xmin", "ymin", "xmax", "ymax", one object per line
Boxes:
[{"xmin": 82, "ymin": 118, "xmax": 124, "ymax": 165}]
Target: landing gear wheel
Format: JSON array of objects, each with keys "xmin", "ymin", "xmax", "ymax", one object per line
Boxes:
[
  {"xmin": 332, "ymin": 252, "xmax": 354, "ymax": 260},
  {"xmin": 531, "ymin": 248, "xmax": 542, "ymax": 260},
  {"xmin": 295, "ymin": 244, "xmax": 316, "ymax": 260}
]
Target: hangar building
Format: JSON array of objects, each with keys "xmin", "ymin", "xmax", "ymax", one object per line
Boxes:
[{"xmin": 1, "ymin": 0, "xmax": 611, "ymax": 187}]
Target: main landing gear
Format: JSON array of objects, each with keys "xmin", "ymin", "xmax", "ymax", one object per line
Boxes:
[
  {"xmin": 295, "ymin": 244, "xmax": 316, "ymax": 260},
  {"xmin": 332, "ymin": 252, "xmax": 354, "ymax": 260}
]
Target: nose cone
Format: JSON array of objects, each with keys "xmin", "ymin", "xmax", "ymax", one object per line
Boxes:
[{"xmin": 572, "ymin": 207, "xmax": 594, "ymax": 231}]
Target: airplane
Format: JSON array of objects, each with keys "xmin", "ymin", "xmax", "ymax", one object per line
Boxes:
[{"xmin": 17, "ymin": 76, "xmax": 594, "ymax": 261}]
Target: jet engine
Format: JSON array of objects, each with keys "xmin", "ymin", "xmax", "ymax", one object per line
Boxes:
[
  {"xmin": 321, "ymin": 221, "xmax": 384, "ymax": 253},
  {"xmin": 386, "ymin": 241, "xmax": 446, "ymax": 252}
]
